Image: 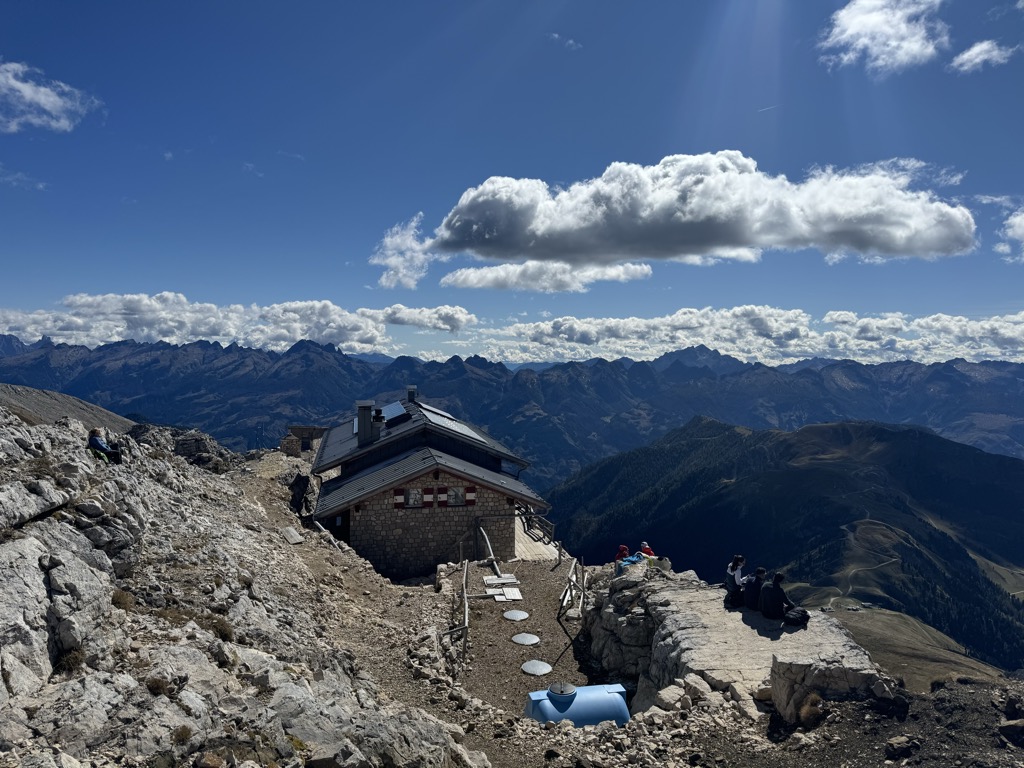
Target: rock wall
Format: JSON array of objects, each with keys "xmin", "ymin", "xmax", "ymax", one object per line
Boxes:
[{"xmin": 585, "ymin": 563, "xmax": 885, "ymax": 723}]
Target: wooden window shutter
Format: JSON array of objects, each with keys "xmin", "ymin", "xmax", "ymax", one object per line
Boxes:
[
  {"xmin": 394, "ymin": 488, "xmax": 405, "ymax": 508},
  {"xmin": 466, "ymin": 486, "xmax": 476, "ymax": 506},
  {"xmin": 423, "ymin": 486, "xmax": 434, "ymax": 505},
  {"xmin": 436, "ymin": 486, "xmax": 448, "ymax": 508}
]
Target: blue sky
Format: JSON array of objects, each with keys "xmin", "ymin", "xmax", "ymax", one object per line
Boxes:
[{"xmin": 2, "ymin": 0, "xmax": 1023, "ymax": 364}]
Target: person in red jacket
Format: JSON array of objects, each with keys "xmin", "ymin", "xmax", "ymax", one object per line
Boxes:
[
  {"xmin": 639, "ymin": 541, "xmax": 656, "ymax": 557},
  {"xmin": 615, "ymin": 544, "xmax": 630, "ymax": 561}
]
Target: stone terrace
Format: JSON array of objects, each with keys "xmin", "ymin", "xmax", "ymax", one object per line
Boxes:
[{"xmin": 587, "ymin": 565, "xmax": 884, "ymax": 722}]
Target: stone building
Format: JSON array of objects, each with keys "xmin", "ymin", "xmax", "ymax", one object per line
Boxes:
[{"xmin": 310, "ymin": 386, "xmax": 549, "ymax": 579}]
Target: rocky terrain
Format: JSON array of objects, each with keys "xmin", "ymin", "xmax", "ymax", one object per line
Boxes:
[{"xmin": 3, "ymin": 405, "xmax": 1024, "ymax": 767}]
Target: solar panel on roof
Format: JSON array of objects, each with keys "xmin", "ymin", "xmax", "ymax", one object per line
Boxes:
[
  {"xmin": 419, "ymin": 402, "xmax": 454, "ymax": 418},
  {"xmin": 381, "ymin": 401, "xmax": 406, "ymax": 421},
  {"xmin": 421, "ymin": 407, "xmax": 487, "ymax": 444}
]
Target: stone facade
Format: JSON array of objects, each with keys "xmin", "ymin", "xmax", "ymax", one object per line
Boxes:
[
  {"xmin": 336, "ymin": 470, "xmax": 517, "ymax": 579},
  {"xmin": 279, "ymin": 434, "xmax": 301, "ymax": 457}
]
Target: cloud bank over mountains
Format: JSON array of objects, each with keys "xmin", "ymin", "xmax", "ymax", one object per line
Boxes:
[
  {"xmin": 0, "ymin": 293, "xmax": 476, "ymax": 356},
  {"xmin": 374, "ymin": 152, "xmax": 975, "ymax": 291},
  {"xmin": 3, "ymin": 292, "xmax": 1024, "ymax": 366}
]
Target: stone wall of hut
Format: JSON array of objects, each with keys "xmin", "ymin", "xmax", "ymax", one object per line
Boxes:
[{"xmin": 337, "ymin": 469, "xmax": 517, "ymax": 579}]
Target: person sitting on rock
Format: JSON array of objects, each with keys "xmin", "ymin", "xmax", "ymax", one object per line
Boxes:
[
  {"xmin": 639, "ymin": 541, "xmax": 656, "ymax": 557},
  {"xmin": 725, "ymin": 554, "xmax": 745, "ymax": 607},
  {"xmin": 758, "ymin": 572, "xmax": 796, "ymax": 620},
  {"xmin": 88, "ymin": 428, "xmax": 122, "ymax": 465},
  {"xmin": 743, "ymin": 566, "xmax": 768, "ymax": 610},
  {"xmin": 615, "ymin": 544, "xmax": 630, "ymax": 562}
]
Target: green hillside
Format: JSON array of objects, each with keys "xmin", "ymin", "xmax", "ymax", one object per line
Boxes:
[{"xmin": 547, "ymin": 418, "xmax": 1024, "ymax": 671}]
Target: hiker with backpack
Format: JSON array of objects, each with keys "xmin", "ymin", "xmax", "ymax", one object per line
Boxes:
[
  {"xmin": 88, "ymin": 428, "xmax": 123, "ymax": 465},
  {"xmin": 759, "ymin": 572, "xmax": 810, "ymax": 626}
]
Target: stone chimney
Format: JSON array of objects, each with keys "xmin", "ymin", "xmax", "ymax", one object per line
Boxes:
[
  {"xmin": 406, "ymin": 385, "xmax": 418, "ymax": 403},
  {"xmin": 356, "ymin": 401, "xmax": 375, "ymax": 446}
]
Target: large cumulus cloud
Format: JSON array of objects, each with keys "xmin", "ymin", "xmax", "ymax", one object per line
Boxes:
[
  {"xmin": 375, "ymin": 152, "xmax": 975, "ymax": 290},
  {"xmin": 0, "ymin": 292, "xmax": 476, "ymax": 353}
]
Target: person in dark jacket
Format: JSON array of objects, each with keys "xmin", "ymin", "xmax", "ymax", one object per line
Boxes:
[
  {"xmin": 88, "ymin": 428, "xmax": 122, "ymax": 465},
  {"xmin": 758, "ymin": 572, "xmax": 795, "ymax": 620},
  {"xmin": 743, "ymin": 567, "xmax": 768, "ymax": 610}
]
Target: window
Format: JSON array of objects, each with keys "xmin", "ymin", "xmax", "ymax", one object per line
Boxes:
[
  {"xmin": 448, "ymin": 486, "xmax": 466, "ymax": 506},
  {"xmin": 406, "ymin": 488, "xmax": 424, "ymax": 508}
]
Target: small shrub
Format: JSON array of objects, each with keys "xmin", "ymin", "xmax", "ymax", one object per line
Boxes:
[
  {"xmin": 208, "ymin": 615, "xmax": 234, "ymax": 642},
  {"xmin": 146, "ymin": 676, "xmax": 170, "ymax": 696},
  {"xmin": 798, "ymin": 692, "xmax": 825, "ymax": 728},
  {"xmin": 111, "ymin": 588, "xmax": 135, "ymax": 610},
  {"xmin": 54, "ymin": 648, "xmax": 85, "ymax": 674},
  {"xmin": 170, "ymin": 724, "xmax": 193, "ymax": 745}
]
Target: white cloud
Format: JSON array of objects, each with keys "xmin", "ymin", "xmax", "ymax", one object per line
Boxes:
[
  {"xmin": 242, "ymin": 162, "xmax": 264, "ymax": 178},
  {"xmin": 370, "ymin": 213, "xmax": 448, "ymax": 289},
  {"xmin": 548, "ymin": 33, "xmax": 582, "ymax": 51},
  {"xmin": 164, "ymin": 151, "xmax": 174, "ymax": 161},
  {"xmin": 950, "ymin": 40, "xmax": 1019, "ymax": 73},
  {"xmin": 471, "ymin": 306, "xmax": 1024, "ymax": 365},
  {"xmin": 357, "ymin": 304, "xmax": 477, "ymax": 333},
  {"xmin": 0, "ymin": 162, "xmax": 46, "ymax": 190},
  {"xmin": 995, "ymin": 243, "xmax": 1012, "ymax": 254},
  {"xmin": 0, "ymin": 293, "xmax": 475, "ymax": 353},
  {"xmin": 1003, "ymin": 208, "xmax": 1024, "ymax": 262},
  {"xmin": 1006, "ymin": 209, "xmax": 1024, "ymax": 241},
  {"xmin": 0, "ymin": 61, "xmax": 101, "ymax": 133},
  {"xmin": 819, "ymin": 0, "xmax": 950, "ymax": 75},
  {"xmin": 439, "ymin": 261, "xmax": 652, "ymax": 292},
  {"xmin": 375, "ymin": 152, "xmax": 974, "ymax": 289},
  {"xmin": 6, "ymin": 295, "xmax": 1024, "ymax": 365}
]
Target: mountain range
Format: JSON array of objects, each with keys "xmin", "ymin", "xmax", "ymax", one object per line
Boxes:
[
  {"xmin": 3, "ymin": 334, "xmax": 1024, "ymax": 489},
  {"xmin": 546, "ymin": 417, "xmax": 1024, "ymax": 671}
]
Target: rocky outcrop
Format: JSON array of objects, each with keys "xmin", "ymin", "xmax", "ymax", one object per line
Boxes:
[
  {"xmin": 586, "ymin": 563, "xmax": 883, "ymax": 723},
  {"xmin": 0, "ymin": 407, "xmax": 479, "ymax": 767}
]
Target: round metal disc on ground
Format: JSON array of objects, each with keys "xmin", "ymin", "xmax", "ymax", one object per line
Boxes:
[
  {"xmin": 503, "ymin": 610, "xmax": 529, "ymax": 622},
  {"xmin": 512, "ymin": 633, "xmax": 540, "ymax": 646},
  {"xmin": 521, "ymin": 660, "xmax": 552, "ymax": 676}
]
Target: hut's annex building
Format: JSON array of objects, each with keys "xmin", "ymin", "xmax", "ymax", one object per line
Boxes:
[{"xmin": 310, "ymin": 386, "xmax": 550, "ymax": 579}]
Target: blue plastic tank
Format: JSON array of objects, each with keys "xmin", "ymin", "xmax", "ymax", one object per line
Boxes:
[{"xmin": 523, "ymin": 682, "xmax": 629, "ymax": 727}]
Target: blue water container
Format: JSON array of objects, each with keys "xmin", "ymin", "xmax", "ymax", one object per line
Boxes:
[{"xmin": 523, "ymin": 682, "xmax": 629, "ymax": 727}]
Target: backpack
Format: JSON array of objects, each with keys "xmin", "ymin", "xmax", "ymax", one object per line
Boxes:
[{"xmin": 784, "ymin": 607, "xmax": 810, "ymax": 626}]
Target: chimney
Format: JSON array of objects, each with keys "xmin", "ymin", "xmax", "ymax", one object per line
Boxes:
[
  {"xmin": 356, "ymin": 400, "xmax": 374, "ymax": 446},
  {"xmin": 371, "ymin": 407, "xmax": 384, "ymax": 441},
  {"xmin": 406, "ymin": 385, "xmax": 418, "ymax": 403}
]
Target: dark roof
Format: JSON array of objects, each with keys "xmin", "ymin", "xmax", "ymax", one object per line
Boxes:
[
  {"xmin": 312, "ymin": 398, "xmax": 526, "ymax": 475},
  {"xmin": 313, "ymin": 446, "xmax": 549, "ymax": 519}
]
